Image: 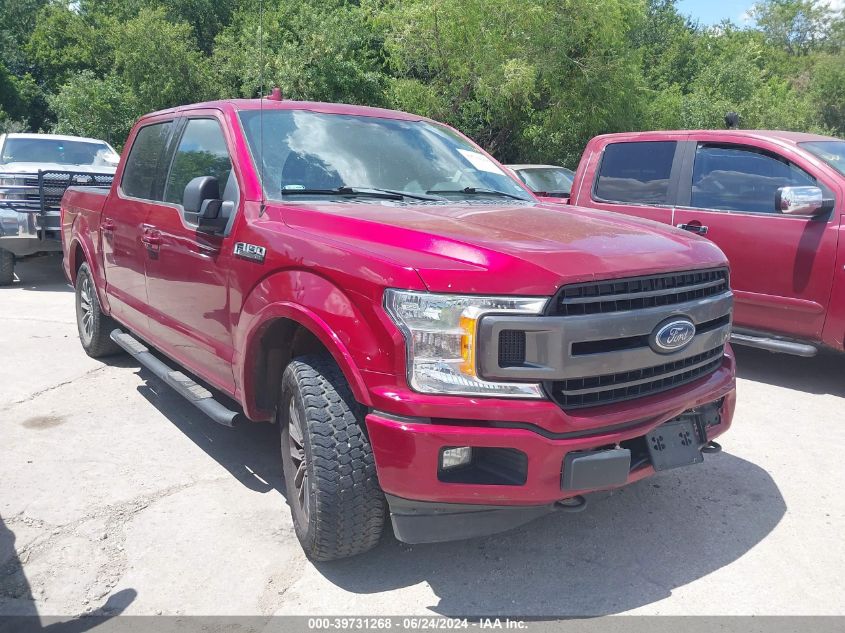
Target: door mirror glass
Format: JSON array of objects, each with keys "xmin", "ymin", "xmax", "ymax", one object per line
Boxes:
[{"xmin": 776, "ymin": 186, "xmax": 829, "ymax": 216}]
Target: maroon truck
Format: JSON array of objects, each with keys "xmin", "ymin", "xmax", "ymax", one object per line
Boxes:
[
  {"xmin": 562, "ymin": 131, "xmax": 845, "ymax": 356},
  {"xmin": 62, "ymin": 98, "xmax": 736, "ymax": 560}
]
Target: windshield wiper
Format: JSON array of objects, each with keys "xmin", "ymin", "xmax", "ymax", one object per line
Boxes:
[
  {"xmin": 281, "ymin": 186, "xmax": 441, "ymax": 201},
  {"xmin": 425, "ymin": 186, "xmax": 527, "ymax": 201}
]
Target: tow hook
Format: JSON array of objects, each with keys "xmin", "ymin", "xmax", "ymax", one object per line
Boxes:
[
  {"xmin": 701, "ymin": 441, "xmax": 722, "ymax": 454},
  {"xmin": 555, "ymin": 495, "xmax": 587, "ymax": 513}
]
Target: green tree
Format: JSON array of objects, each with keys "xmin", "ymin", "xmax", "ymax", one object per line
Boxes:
[
  {"xmin": 378, "ymin": 0, "xmax": 647, "ymax": 166},
  {"xmin": 0, "ymin": 0, "xmax": 48, "ymax": 73},
  {"xmin": 27, "ymin": 3, "xmax": 99, "ymax": 91},
  {"xmin": 212, "ymin": 0, "xmax": 387, "ymax": 105},
  {"xmin": 810, "ymin": 52, "xmax": 845, "ymax": 134},
  {"xmin": 0, "ymin": 108, "xmax": 28, "ymax": 133},
  {"xmin": 49, "ymin": 71, "xmax": 139, "ymax": 147},
  {"xmin": 751, "ymin": 0, "xmax": 834, "ymax": 55},
  {"xmin": 110, "ymin": 8, "xmax": 213, "ymax": 113}
]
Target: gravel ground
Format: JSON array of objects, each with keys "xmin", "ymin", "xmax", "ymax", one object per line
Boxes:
[{"xmin": 1, "ymin": 255, "xmax": 844, "ymax": 618}]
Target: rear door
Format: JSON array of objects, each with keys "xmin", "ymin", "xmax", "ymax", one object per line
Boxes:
[
  {"xmin": 102, "ymin": 119, "xmax": 175, "ymax": 335},
  {"xmin": 578, "ymin": 137, "xmax": 687, "ymax": 225},
  {"xmin": 673, "ymin": 141, "xmax": 840, "ymax": 340},
  {"xmin": 142, "ymin": 114, "xmax": 239, "ymax": 392}
]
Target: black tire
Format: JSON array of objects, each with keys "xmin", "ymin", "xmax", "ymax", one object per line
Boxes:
[
  {"xmin": 75, "ymin": 262, "xmax": 122, "ymax": 358},
  {"xmin": 279, "ymin": 355, "xmax": 385, "ymax": 561},
  {"xmin": 0, "ymin": 249, "xmax": 14, "ymax": 286}
]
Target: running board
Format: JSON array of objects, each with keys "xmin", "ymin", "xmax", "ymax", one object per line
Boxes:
[
  {"xmin": 110, "ymin": 329, "xmax": 241, "ymax": 427},
  {"xmin": 730, "ymin": 332, "xmax": 817, "ymax": 357}
]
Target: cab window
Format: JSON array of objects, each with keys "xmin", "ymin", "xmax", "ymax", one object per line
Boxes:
[
  {"xmin": 163, "ymin": 118, "xmax": 234, "ymax": 205},
  {"xmin": 120, "ymin": 122, "xmax": 173, "ymax": 200},
  {"xmin": 691, "ymin": 145, "xmax": 816, "ymax": 214},
  {"xmin": 594, "ymin": 141, "xmax": 677, "ymax": 205}
]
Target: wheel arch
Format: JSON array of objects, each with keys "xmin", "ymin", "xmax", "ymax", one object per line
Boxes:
[
  {"xmin": 68, "ymin": 240, "xmax": 86, "ymax": 282},
  {"xmin": 235, "ymin": 271, "xmax": 381, "ymax": 421},
  {"xmin": 67, "ymin": 236, "xmax": 114, "ymax": 315}
]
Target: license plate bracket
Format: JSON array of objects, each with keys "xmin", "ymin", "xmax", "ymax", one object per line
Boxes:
[{"xmin": 646, "ymin": 418, "xmax": 703, "ymax": 471}]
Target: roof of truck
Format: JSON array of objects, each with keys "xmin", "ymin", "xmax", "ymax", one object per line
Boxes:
[
  {"xmin": 592, "ymin": 129, "xmax": 839, "ymax": 145},
  {"xmin": 143, "ymin": 99, "xmax": 433, "ymax": 123}
]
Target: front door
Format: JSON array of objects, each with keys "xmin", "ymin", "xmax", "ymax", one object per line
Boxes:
[
  {"xmin": 673, "ymin": 142, "xmax": 840, "ymax": 340},
  {"xmin": 142, "ymin": 115, "xmax": 239, "ymax": 392},
  {"xmin": 102, "ymin": 120, "xmax": 175, "ymax": 334}
]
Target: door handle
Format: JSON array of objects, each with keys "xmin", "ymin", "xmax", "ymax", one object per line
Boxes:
[
  {"xmin": 101, "ymin": 219, "xmax": 116, "ymax": 233},
  {"xmin": 677, "ymin": 223, "xmax": 709, "ymax": 235},
  {"xmin": 141, "ymin": 231, "xmax": 162, "ymax": 247}
]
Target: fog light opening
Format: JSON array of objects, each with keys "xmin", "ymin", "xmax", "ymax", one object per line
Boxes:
[
  {"xmin": 440, "ymin": 446, "xmax": 473, "ymax": 470},
  {"xmin": 438, "ymin": 447, "xmax": 528, "ymax": 485}
]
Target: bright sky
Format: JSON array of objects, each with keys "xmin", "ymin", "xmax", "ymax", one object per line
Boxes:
[{"xmin": 677, "ymin": 0, "xmax": 844, "ymax": 26}]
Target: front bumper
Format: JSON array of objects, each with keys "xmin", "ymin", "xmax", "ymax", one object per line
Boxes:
[
  {"xmin": 366, "ymin": 365, "xmax": 735, "ymax": 543},
  {"xmin": 0, "ymin": 207, "xmax": 60, "ymax": 256},
  {"xmin": 0, "ymin": 207, "xmax": 38, "ymax": 239}
]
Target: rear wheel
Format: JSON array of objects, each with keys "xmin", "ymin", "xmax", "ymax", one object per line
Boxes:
[
  {"xmin": 0, "ymin": 249, "xmax": 14, "ymax": 286},
  {"xmin": 75, "ymin": 262, "xmax": 122, "ymax": 358},
  {"xmin": 279, "ymin": 355, "xmax": 385, "ymax": 561}
]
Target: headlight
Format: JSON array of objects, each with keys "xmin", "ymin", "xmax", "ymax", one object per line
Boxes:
[
  {"xmin": 384, "ymin": 289, "xmax": 548, "ymax": 397},
  {"xmin": 0, "ymin": 177, "xmax": 27, "ymax": 186},
  {"xmin": 0, "ymin": 188, "xmax": 29, "ymax": 201}
]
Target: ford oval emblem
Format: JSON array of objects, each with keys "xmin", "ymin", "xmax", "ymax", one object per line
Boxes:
[{"xmin": 651, "ymin": 318, "xmax": 696, "ymax": 354}]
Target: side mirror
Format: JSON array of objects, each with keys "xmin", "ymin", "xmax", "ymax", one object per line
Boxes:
[
  {"xmin": 183, "ymin": 176, "xmax": 226, "ymax": 233},
  {"xmin": 776, "ymin": 186, "xmax": 832, "ymax": 216}
]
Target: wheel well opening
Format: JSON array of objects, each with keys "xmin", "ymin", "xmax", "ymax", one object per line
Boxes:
[
  {"xmin": 72, "ymin": 243, "xmax": 86, "ymax": 282},
  {"xmin": 254, "ymin": 318, "xmax": 328, "ymax": 415}
]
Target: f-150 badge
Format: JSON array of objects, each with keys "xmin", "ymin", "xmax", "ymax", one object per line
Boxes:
[{"xmin": 234, "ymin": 242, "xmax": 266, "ymax": 263}]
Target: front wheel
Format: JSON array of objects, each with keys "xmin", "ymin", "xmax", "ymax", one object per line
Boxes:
[
  {"xmin": 75, "ymin": 262, "xmax": 122, "ymax": 358},
  {"xmin": 279, "ymin": 355, "xmax": 385, "ymax": 561}
]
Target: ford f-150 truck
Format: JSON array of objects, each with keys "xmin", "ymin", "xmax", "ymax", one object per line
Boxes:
[
  {"xmin": 563, "ymin": 130, "xmax": 845, "ymax": 357},
  {"xmin": 62, "ymin": 98, "xmax": 736, "ymax": 561},
  {"xmin": 0, "ymin": 133, "xmax": 118, "ymax": 285}
]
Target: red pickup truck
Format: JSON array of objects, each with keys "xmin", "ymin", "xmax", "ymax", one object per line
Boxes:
[
  {"xmin": 61, "ymin": 98, "xmax": 735, "ymax": 560},
  {"xmin": 563, "ymin": 131, "xmax": 845, "ymax": 357}
]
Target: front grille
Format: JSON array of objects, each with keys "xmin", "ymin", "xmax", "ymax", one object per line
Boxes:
[
  {"xmin": 549, "ymin": 346, "xmax": 724, "ymax": 410},
  {"xmin": 550, "ymin": 268, "xmax": 729, "ymax": 316}
]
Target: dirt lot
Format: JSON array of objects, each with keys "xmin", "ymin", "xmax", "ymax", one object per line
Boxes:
[{"xmin": 2, "ymin": 255, "xmax": 844, "ymax": 618}]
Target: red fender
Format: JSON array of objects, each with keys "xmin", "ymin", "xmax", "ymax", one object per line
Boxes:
[{"xmin": 234, "ymin": 270, "xmax": 387, "ymax": 420}]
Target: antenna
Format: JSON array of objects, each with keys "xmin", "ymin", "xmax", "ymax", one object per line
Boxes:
[{"xmin": 258, "ymin": 0, "xmax": 266, "ymax": 215}]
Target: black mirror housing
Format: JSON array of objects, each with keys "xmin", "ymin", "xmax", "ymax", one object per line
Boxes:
[
  {"xmin": 183, "ymin": 176, "xmax": 220, "ymax": 214},
  {"xmin": 183, "ymin": 176, "xmax": 227, "ymax": 233}
]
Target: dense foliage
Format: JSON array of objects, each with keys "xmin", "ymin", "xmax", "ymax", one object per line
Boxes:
[{"xmin": 1, "ymin": 0, "xmax": 843, "ymax": 164}]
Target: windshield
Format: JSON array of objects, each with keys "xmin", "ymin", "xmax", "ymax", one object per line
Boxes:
[
  {"xmin": 238, "ymin": 110, "xmax": 532, "ymax": 202},
  {"xmin": 515, "ymin": 167, "xmax": 574, "ymax": 196},
  {"xmin": 0, "ymin": 137, "xmax": 118, "ymax": 167},
  {"xmin": 800, "ymin": 141, "xmax": 845, "ymax": 177}
]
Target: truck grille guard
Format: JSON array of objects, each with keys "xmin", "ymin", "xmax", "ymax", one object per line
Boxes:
[
  {"xmin": 0, "ymin": 170, "xmax": 114, "ymax": 240},
  {"xmin": 478, "ymin": 268, "xmax": 733, "ymax": 411}
]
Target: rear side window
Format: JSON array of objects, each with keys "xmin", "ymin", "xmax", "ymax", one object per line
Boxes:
[
  {"xmin": 163, "ymin": 118, "xmax": 233, "ymax": 205},
  {"xmin": 691, "ymin": 145, "xmax": 816, "ymax": 214},
  {"xmin": 595, "ymin": 141, "xmax": 676, "ymax": 205},
  {"xmin": 121, "ymin": 122, "xmax": 173, "ymax": 200}
]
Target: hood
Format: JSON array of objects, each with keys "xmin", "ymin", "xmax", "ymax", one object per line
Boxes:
[
  {"xmin": 0, "ymin": 162, "xmax": 117, "ymax": 175},
  {"xmin": 276, "ymin": 199, "xmax": 728, "ymax": 295}
]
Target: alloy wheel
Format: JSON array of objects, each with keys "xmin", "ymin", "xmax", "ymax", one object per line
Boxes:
[
  {"xmin": 78, "ymin": 276, "xmax": 95, "ymax": 343},
  {"xmin": 287, "ymin": 398, "xmax": 310, "ymax": 522}
]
